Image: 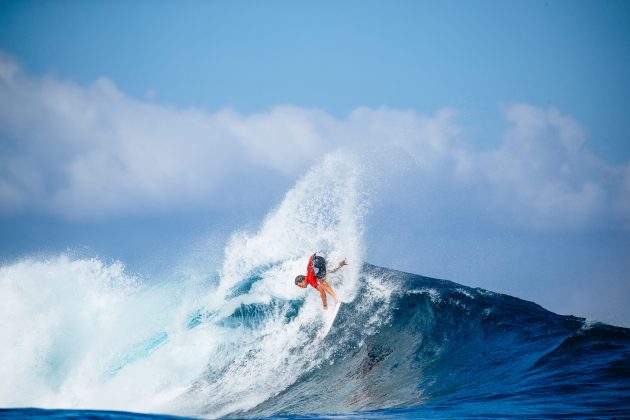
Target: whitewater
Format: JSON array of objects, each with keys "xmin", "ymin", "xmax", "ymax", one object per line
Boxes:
[{"xmin": 1, "ymin": 154, "xmax": 629, "ymax": 419}]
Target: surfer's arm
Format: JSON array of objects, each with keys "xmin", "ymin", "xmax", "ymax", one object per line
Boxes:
[
  {"xmin": 317, "ymin": 285, "xmax": 329, "ymax": 309},
  {"xmin": 329, "ymin": 260, "xmax": 347, "ymax": 274}
]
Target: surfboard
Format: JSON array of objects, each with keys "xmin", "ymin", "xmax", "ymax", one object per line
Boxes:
[{"xmin": 318, "ymin": 302, "xmax": 341, "ymax": 340}]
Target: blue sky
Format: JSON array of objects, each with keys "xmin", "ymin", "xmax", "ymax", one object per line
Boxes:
[
  {"xmin": 2, "ymin": 0, "xmax": 629, "ymax": 159},
  {"xmin": 1, "ymin": 1, "xmax": 629, "ymax": 325}
]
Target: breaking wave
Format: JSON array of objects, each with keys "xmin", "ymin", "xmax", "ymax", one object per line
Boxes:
[{"xmin": 1, "ymin": 153, "xmax": 628, "ymax": 418}]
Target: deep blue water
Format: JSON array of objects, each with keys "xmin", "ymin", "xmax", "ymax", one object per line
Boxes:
[{"xmin": 2, "ymin": 264, "xmax": 629, "ymax": 419}]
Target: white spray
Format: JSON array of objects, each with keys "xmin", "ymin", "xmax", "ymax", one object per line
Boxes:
[{"xmin": 0, "ymin": 152, "xmax": 382, "ymax": 418}]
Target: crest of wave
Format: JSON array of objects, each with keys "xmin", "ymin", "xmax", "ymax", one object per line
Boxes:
[
  {"xmin": 173, "ymin": 151, "xmax": 368, "ymax": 418},
  {"xmin": 0, "ymin": 151, "xmax": 370, "ymax": 418}
]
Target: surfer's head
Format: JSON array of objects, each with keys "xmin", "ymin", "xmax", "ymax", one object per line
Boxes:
[{"xmin": 294, "ymin": 275, "xmax": 307, "ymax": 288}]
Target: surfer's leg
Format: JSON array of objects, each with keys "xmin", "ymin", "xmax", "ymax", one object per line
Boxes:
[{"xmin": 320, "ymin": 279, "xmax": 339, "ymax": 305}]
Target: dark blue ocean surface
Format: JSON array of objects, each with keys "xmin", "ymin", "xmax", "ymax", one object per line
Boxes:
[
  {"xmin": 0, "ymin": 408, "xmax": 185, "ymax": 419},
  {"xmin": 247, "ymin": 265, "xmax": 630, "ymax": 419},
  {"xmin": 2, "ymin": 264, "xmax": 629, "ymax": 419}
]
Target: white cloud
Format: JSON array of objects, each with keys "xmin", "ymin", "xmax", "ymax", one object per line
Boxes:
[
  {"xmin": 0, "ymin": 52, "xmax": 628, "ymax": 232},
  {"xmin": 219, "ymin": 106, "xmax": 335, "ymax": 175},
  {"xmin": 0, "ymin": 53, "xmax": 327, "ymax": 219},
  {"xmin": 455, "ymin": 104, "xmax": 620, "ymax": 231}
]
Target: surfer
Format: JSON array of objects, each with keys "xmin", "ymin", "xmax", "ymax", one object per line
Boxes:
[{"xmin": 294, "ymin": 254, "xmax": 347, "ymax": 310}]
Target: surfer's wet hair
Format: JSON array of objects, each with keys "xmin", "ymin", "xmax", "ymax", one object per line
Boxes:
[{"xmin": 294, "ymin": 275, "xmax": 305, "ymax": 285}]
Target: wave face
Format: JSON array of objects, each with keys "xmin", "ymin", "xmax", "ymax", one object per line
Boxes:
[
  {"xmin": 241, "ymin": 264, "xmax": 630, "ymax": 418},
  {"xmin": 1, "ymin": 153, "xmax": 629, "ymax": 418}
]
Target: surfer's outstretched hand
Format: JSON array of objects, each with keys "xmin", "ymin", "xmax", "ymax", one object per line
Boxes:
[{"xmin": 330, "ymin": 260, "xmax": 348, "ymax": 274}]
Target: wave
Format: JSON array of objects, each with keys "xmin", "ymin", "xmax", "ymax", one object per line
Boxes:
[
  {"xmin": 238, "ymin": 264, "xmax": 630, "ymax": 418},
  {"xmin": 1, "ymin": 153, "xmax": 628, "ymax": 418}
]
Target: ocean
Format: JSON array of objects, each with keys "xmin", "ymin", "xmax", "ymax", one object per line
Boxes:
[{"xmin": 1, "ymin": 155, "xmax": 628, "ymax": 418}]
